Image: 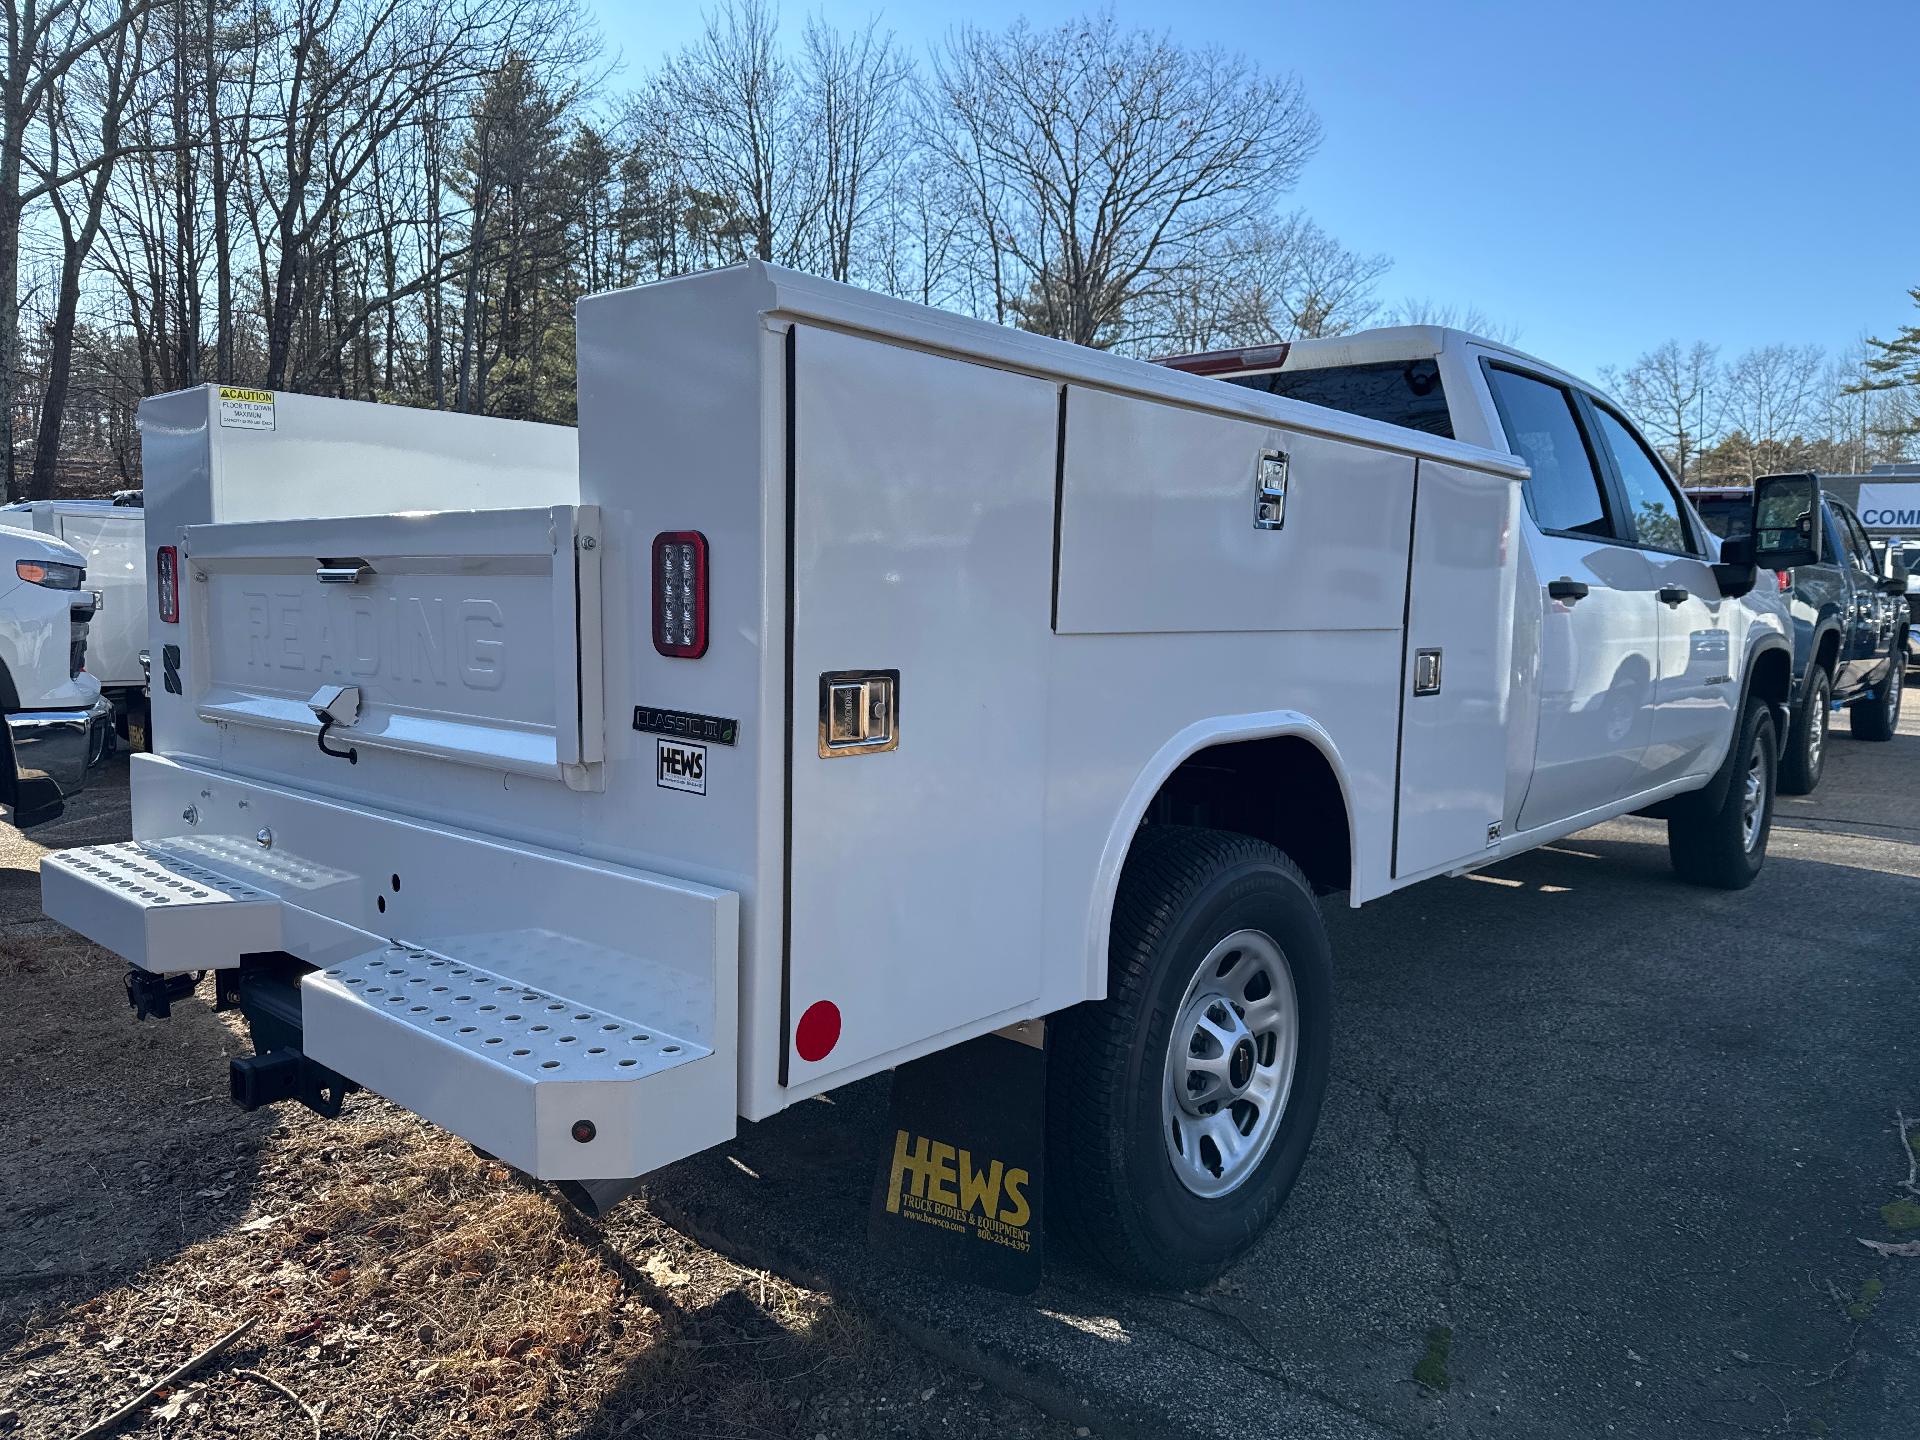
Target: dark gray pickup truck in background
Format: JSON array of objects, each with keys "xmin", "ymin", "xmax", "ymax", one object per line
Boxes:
[{"xmin": 1692, "ymin": 480, "xmax": 1909, "ymax": 793}]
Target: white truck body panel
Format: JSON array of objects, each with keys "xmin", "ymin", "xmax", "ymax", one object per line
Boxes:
[{"xmin": 44, "ymin": 263, "xmax": 1783, "ymax": 1188}]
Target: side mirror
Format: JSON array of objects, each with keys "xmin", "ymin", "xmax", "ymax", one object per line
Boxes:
[
  {"xmin": 1712, "ymin": 533, "xmax": 1757, "ymax": 599},
  {"xmin": 1884, "ymin": 563, "xmax": 1910, "ymax": 597},
  {"xmin": 1752, "ymin": 473, "xmax": 1823, "ymax": 570}
]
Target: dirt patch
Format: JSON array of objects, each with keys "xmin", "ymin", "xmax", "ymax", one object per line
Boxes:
[{"xmin": 0, "ymin": 911, "xmax": 1082, "ymax": 1440}]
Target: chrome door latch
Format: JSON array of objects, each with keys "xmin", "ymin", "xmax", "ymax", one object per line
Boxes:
[
  {"xmin": 818, "ymin": 670, "xmax": 899, "ymax": 757},
  {"xmin": 1254, "ymin": 449, "xmax": 1288, "ymax": 530},
  {"xmin": 1413, "ymin": 648, "xmax": 1443, "ymax": 695}
]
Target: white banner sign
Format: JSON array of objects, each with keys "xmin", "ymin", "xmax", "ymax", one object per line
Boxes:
[{"xmin": 1857, "ymin": 484, "xmax": 1920, "ymax": 530}]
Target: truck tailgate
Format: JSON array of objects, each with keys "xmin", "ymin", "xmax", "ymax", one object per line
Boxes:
[{"xmin": 182, "ymin": 505, "xmax": 602, "ymax": 785}]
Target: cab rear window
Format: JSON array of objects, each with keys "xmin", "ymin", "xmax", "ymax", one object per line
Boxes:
[
  {"xmin": 1693, "ymin": 498, "xmax": 1751, "ymax": 541},
  {"xmin": 1224, "ymin": 359, "xmax": 1454, "ymax": 439}
]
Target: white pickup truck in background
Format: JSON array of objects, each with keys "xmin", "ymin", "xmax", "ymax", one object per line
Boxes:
[
  {"xmin": 41, "ymin": 264, "xmax": 1817, "ymax": 1288},
  {"xmin": 6, "ymin": 499, "xmax": 149, "ymax": 746},
  {"xmin": 0, "ymin": 521, "xmax": 114, "ymax": 826}
]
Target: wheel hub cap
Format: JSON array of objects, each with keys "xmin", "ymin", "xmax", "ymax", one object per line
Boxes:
[{"xmin": 1162, "ymin": 929, "xmax": 1300, "ymax": 1198}]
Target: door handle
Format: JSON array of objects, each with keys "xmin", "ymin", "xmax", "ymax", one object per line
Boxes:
[
  {"xmin": 1547, "ymin": 577, "xmax": 1590, "ymax": 603},
  {"xmin": 1658, "ymin": 586, "xmax": 1689, "ymax": 607}
]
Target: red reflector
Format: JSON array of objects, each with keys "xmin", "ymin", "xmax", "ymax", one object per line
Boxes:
[
  {"xmin": 652, "ymin": 531, "xmax": 708, "ymax": 658},
  {"xmin": 794, "ymin": 1001, "xmax": 841, "ymax": 1063},
  {"xmin": 1776, "ymin": 569, "xmax": 1792, "ymax": 592},
  {"xmin": 156, "ymin": 545, "xmax": 179, "ymax": 623}
]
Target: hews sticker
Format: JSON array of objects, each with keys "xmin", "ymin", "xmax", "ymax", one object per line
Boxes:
[
  {"xmin": 656, "ymin": 738, "xmax": 706, "ymax": 794},
  {"xmin": 217, "ymin": 386, "xmax": 276, "ymax": 431}
]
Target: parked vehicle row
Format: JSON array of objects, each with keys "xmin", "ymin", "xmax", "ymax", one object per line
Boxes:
[
  {"xmin": 38, "ymin": 267, "xmax": 1821, "ymax": 1288},
  {"xmin": 1690, "ymin": 485, "xmax": 1910, "ymax": 791}
]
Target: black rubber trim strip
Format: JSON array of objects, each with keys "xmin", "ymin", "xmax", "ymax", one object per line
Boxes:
[
  {"xmin": 1050, "ymin": 385, "xmax": 1068, "ymax": 632},
  {"xmin": 778, "ymin": 324, "xmax": 797, "ymax": 1088},
  {"xmin": 1389, "ymin": 459, "xmax": 1421, "ymax": 878}
]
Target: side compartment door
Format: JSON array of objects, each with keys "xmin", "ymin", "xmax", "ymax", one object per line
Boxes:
[
  {"xmin": 1482, "ymin": 363, "xmax": 1658, "ymax": 832},
  {"xmin": 1585, "ymin": 401, "xmax": 1733, "ymax": 785},
  {"xmin": 785, "ymin": 325, "xmax": 1058, "ymax": 1084},
  {"xmin": 1393, "ymin": 459, "xmax": 1522, "ymax": 876}
]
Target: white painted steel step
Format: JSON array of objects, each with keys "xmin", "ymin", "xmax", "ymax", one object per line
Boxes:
[
  {"xmin": 42, "ymin": 840, "xmax": 284, "ymax": 973},
  {"xmin": 302, "ymin": 941, "xmax": 729, "ymax": 1181}
]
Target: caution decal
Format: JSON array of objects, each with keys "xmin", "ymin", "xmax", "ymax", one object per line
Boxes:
[{"xmin": 217, "ymin": 386, "xmax": 276, "ymax": 431}]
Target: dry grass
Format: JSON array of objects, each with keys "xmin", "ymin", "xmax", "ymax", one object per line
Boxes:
[{"xmin": 0, "ymin": 922, "xmax": 1075, "ymax": 1440}]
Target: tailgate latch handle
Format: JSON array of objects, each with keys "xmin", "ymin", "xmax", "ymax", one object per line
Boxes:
[
  {"xmin": 308, "ymin": 684, "xmax": 362, "ymax": 765},
  {"xmin": 316, "ymin": 558, "xmax": 374, "ymax": 584}
]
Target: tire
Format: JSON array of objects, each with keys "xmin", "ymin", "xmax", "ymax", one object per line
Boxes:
[
  {"xmin": 1778, "ymin": 666, "xmax": 1830, "ymax": 795},
  {"xmin": 1046, "ymin": 825, "xmax": 1333, "ymax": 1289},
  {"xmin": 1667, "ymin": 696, "xmax": 1777, "ymax": 890},
  {"xmin": 1848, "ymin": 649, "xmax": 1904, "ymax": 742}
]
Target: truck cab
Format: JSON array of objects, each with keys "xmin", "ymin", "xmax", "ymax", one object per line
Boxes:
[
  {"xmin": 1161, "ymin": 327, "xmax": 1796, "ymax": 832},
  {"xmin": 1688, "ymin": 483, "xmax": 1909, "ymax": 790}
]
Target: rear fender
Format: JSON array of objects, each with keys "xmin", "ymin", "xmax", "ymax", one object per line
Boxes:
[{"xmin": 1085, "ymin": 711, "xmax": 1357, "ymax": 1001}]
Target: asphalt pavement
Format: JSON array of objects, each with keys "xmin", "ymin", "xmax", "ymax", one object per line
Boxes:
[{"xmin": 646, "ymin": 697, "xmax": 1920, "ymax": 1440}]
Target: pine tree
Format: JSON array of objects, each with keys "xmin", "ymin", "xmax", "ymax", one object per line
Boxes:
[{"xmin": 1849, "ymin": 286, "xmax": 1920, "ymax": 438}]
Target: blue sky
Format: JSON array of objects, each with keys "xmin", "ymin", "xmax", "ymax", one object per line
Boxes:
[{"xmin": 591, "ymin": 0, "xmax": 1918, "ymax": 383}]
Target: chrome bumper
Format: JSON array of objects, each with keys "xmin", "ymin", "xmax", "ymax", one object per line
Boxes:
[{"xmin": 5, "ymin": 696, "xmax": 114, "ymax": 827}]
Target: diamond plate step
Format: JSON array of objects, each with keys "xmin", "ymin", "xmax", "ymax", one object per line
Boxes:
[
  {"xmin": 302, "ymin": 942, "xmax": 725, "ymax": 1180},
  {"xmin": 42, "ymin": 841, "xmax": 283, "ymax": 973}
]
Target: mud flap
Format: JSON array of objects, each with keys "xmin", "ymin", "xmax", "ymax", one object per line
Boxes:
[{"xmin": 867, "ymin": 1027, "xmax": 1046, "ymax": 1295}]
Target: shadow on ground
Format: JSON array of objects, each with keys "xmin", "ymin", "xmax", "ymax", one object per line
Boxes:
[{"xmin": 630, "ymin": 821, "xmax": 1920, "ymax": 1440}]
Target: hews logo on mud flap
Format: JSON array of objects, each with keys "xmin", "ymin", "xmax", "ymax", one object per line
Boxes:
[
  {"xmin": 884, "ymin": 1129, "xmax": 1032, "ymax": 1252},
  {"xmin": 656, "ymin": 738, "xmax": 706, "ymax": 794}
]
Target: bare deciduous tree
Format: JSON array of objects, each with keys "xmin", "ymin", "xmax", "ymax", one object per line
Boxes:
[
  {"xmin": 1599, "ymin": 340, "xmax": 1718, "ymax": 484},
  {"xmin": 926, "ymin": 12, "xmax": 1322, "ymax": 347},
  {"xmin": 1, "ymin": 0, "xmax": 158, "ymax": 497}
]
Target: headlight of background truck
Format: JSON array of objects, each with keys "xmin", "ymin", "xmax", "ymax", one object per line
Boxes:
[{"xmin": 16, "ymin": 559, "xmax": 84, "ymax": 589}]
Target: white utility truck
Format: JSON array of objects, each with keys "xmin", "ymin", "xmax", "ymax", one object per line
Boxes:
[
  {"xmin": 5, "ymin": 500, "xmax": 148, "ymax": 744},
  {"xmin": 42, "ymin": 265, "xmax": 1817, "ymax": 1287},
  {"xmin": 0, "ymin": 521, "xmax": 114, "ymax": 826}
]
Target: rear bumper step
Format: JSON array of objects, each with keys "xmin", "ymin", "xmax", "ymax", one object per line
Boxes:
[
  {"xmin": 303, "ymin": 941, "xmax": 715, "ymax": 1179},
  {"xmin": 42, "ymin": 788, "xmax": 740, "ymax": 1182},
  {"xmin": 43, "ymin": 841, "xmax": 283, "ymax": 973}
]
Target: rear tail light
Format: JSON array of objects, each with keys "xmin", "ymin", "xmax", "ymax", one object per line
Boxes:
[
  {"xmin": 1776, "ymin": 569, "xmax": 1792, "ymax": 593},
  {"xmin": 156, "ymin": 545, "xmax": 179, "ymax": 623},
  {"xmin": 652, "ymin": 531, "xmax": 708, "ymax": 658}
]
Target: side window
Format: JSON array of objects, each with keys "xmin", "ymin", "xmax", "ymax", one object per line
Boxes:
[
  {"xmin": 1483, "ymin": 366, "xmax": 1617, "ymax": 539},
  {"xmin": 1591, "ymin": 406, "xmax": 1698, "ymax": 555},
  {"xmin": 1822, "ymin": 506, "xmax": 1848, "ymax": 567},
  {"xmin": 1835, "ymin": 505, "xmax": 1877, "ymax": 573}
]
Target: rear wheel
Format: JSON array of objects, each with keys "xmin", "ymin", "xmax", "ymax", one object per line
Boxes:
[
  {"xmin": 1047, "ymin": 826, "xmax": 1332, "ymax": 1289},
  {"xmin": 1848, "ymin": 650, "xmax": 1904, "ymax": 742},
  {"xmin": 1778, "ymin": 666, "xmax": 1830, "ymax": 795},
  {"xmin": 1667, "ymin": 696, "xmax": 1776, "ymax": 890}
]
